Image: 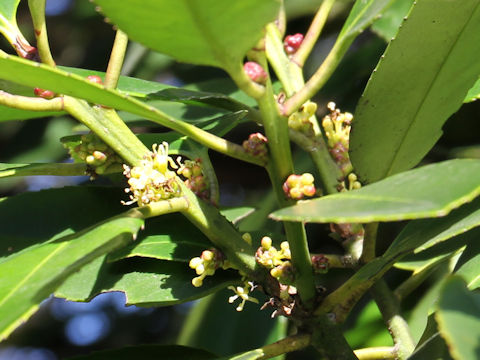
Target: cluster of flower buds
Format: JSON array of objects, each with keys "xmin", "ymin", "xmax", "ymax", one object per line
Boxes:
[
  {"xmin": 284, "ymin": 33, "xmax": 304, "ymax": 55},
  {"xmin": 256, "ymin": 237, "xmax": 294, "ymax": 285},
  {"xmin": 287, "ymin": 101, "xmax": 317, "ymax": 136},
  {"xmin": 177, "ymin": 158, "xmax": 209, "ymax": 200},
  {"xmin": 189, "ymin": 248, "xmax": 229, "ymax": 288},
  {"xmin": 283, "ymin": 173, "xmax": 316, "ymax": 200},
  {"xmin": 242, "ymin": 133, "xmax": 268, "ymax": 158},
  {"xmin": 228, "ymin": 281, "xmax": 259, "ymax": 312},
  {"xmin": 322, "ymin": 102, "xmax": 354, "ymax": 176},
  {"xmin": 122, "ymin": 142, "xmax": 181, "ymax": 206},
  {"xmin": 64, "ymin": 132, "xmax": 123, "ymax": 175},
  {"xmin": 244, "ymin": 61, "xmax": 268, "ymax": 84}
]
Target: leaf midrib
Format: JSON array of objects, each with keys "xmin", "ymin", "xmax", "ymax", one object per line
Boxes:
[{"xmin": 383, "ymin": 2, "xmax": 480, "ymax": 179}]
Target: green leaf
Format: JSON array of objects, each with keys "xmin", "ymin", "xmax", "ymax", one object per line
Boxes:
[
  {"xmin": 93, "ymin": 0, "xmax": 280, "ymax": 70},
  {"xmin": 178, "ymin": 289, "xmax": 286, "ymax": 356},
  {"xmin": 0, "ymin": 186, "xmax": 127, "ymax": 262},
  {"xmin": 371, "ymin": 0, "xmax": 414, "ymax": 41},
  {"xmin": 0, "ymin": 0, "xmax": 21, "ymax": 43},
  {"xmin": 0, "ymin": 54, "xmax": 249, "ymax": 150},
  {"xmin": 350, "ymin": 0, "xmax": 480, "ymax": 182},
  {"xmin": 387, "ymin": 196, "xmax": 480, "ymax": 258},
  {"xmin": 454, "ymin": 238, "xmax": 480, "ymax": 290},
  {"xmin": 0, "ymin": 211, "xmax": 144, "ymax": 341},
  {"xmin": 435, "ymin": 276, "xmax": 480, "ymax": 360},
  {"xmin": 407, "ymin": 333, "xmax": 453, "ymax": 360},
  {"xmin": 108, "ymin": 214, "xmax": 211, "ymax": 262},
  {"xmin": 68, "ymin": 345, "xmax": 216, "ymax": 360},
  {"xmin": 220, "ymin": 207, "xmax": 256, "ymax": 225},
  {"xmin": 56, "ymin": 257, "xmax": 238, "ymax": 306},
  {"xmin": 216, "ymin": 350, "xmax": 264, "ymax": 360},
  {"xmin": 464, "ymin": 77, "xmax": 480, "ymax": 103},
  {"xmin": 271, "ymin": 160, "xmax": 480, "ymax": 224},
  {"xmin": 0, "ymin": 162, "xmax": 87, "ymax": 178},
  {"xmin": 147, "ymin": 88, "xmax": 254, "ymax": 115}
]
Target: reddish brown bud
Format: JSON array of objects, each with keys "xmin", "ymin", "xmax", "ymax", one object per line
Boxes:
[
  {"xmin": 244, "ymin": 62, "xmax": 268, "ymax": 84},
  {"xmin": 86, "ymin": 75, "xmax": 103, "ymax": 84},
  {"xmin": 284, "ymin": 33, "xmax": 304, "ymax": 55},
  {"xmin": 33, "ymin": 88, "xmax": 55, "ymax": 99}
]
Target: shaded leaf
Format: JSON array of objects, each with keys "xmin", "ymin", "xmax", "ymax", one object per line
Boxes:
[
  {"xmin": 407, "ymin": 333, "xmax": 452, "ymax": 360},
  {"xmin": 93, "ymin": 0, "xmax": 280, "ymax": 70},
  {"xmin": 178, "ymin": 289, "xmax": 286, "ymax": 356},
  {"xmin": 68, "ymin": 344, "xmax": 216, "ymax": 360},
  {"xmin": 0, "ymin": 186, "xmax": 127, "ymax": 262},
  {"xmin": 220, "ymin": 207, "xmax": 256, "ymax": 225},
  {"xmin": 216, "ymin": 350, "xmax": 264, "ymax": 360},
  {"xmin": 371, "ymin": 0, "xmax": 414, "ymax": 41},
  {"xmin": 56, "ymin": 257, "xmax": 238, "ymax": 306},
  {"xmin": 464, "ymin": 77, "xmax": 480, "ymax": 103},
  {"xmin": 0, "ymin": 211, "xmax": 144, "ymax": 340},
  {"xmin": 350, "ymin": 0, "xmax": 480, "ymax": 182},
  {"xmin": 454, "ymin": 238, "xmax": 480, "ymax": 290},
  {"xmin": 108, "ymin": 214, "xmax": 210, "ymax": 262},
  {"xmin": 339, "ymin": 0, "xmax": 394, "ymax": 42},
  {"xmin": 271, "ymin": 160, "xmax": 480, "ymax": 224},
  {"xmin": 387, "ymin": 196, "xmax": 480, "ymax": 259},
  {"xmin": 0, "ymin": 162, "xmax": 86, "ymax": 178},
  {"xmin": 435, "ymin": 276, "xmax": 480, "ymax": 360}
]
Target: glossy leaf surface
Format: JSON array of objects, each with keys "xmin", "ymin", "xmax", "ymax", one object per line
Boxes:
[
  {"xmin": 271, "ymin": 160, "xmax": 480, "ymax": 223},
  {"xmin": 350, "ymin": 0, "xmax": 480, "ymax": 182},
  {"xmin": 93, "ymin": 0, "xmax": 280, "ymax": 70},
  {"xmin": 108, "ymin": 214, "xmax": 211, "ymax": 262},
  {"xmin": 56, "ymin": 257, "xmax": 238, "ymax": 306},
  {"xmin": 435, "ymin": 277, "xmax": 480, "ymax": 360},
  {"xmin": 0, "ymin": 211, "xmax": 144, "ymax": 340},
  {"xmin": 454, "ymin": 239, "xmax": 480, "ymax": 290}
]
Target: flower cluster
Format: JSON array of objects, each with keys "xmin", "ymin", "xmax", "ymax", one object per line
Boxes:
[
  {"xmin": 189, "ymin": 248, "xmax": 230, "ymax": 288},
  {"xmin": 122, "ymin": 142, "xmax": 181, "ymax": 206},
  {"xmin": 284, "ymin": 33, "xmax": 304, "ymax": 55},
  {"xmin": 322, "ymin": 102, "xmax": 354, "ymax": 176},
  {"xmin": 242, "ymin": 132, "xmax": 268, "ymax": 158},
  {"xmin": 287, "ymin": 101, "xmax": 317, "ymax": 135},
  {"xmin": 282, "ymin": 173, "xmax": 316, "ymax": 200},
  {"xmin": 177, "ymin": 158, "xmax": 209, "ymax": 200},
  {"xmin": 256, "ymin": 237, "xmax": 294, "ymax": 285},
  {"xmin": 228, "ymin": 281, "xmax": 259, "ymax": 312},
  {"xmin": 64, "ymin": 132, "xmax": 123, "ymax": 176}
]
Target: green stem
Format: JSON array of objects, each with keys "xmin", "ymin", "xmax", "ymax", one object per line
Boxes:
[
  {"xmin": 289, "ymin": 129, "xmax": 340, "ymax": 194},
  {"xmin": 293, "ymin": 0, "xmax": 336, "ymax": 67},
  {"xmin": 265, "ymin": 23, "xmax": 304, "ymax": 96},
  {"xmin": 180, "ymin": 182, "xmax": 258, "ymax": 278},
  {"xmin": 258, "ymin": 70, "xmax": 316, "ymax": 304},
  {"xmin": 371, "ymin": 280, "xmax": 415, "ymax": 360},
  {"xmin": 105, "ymin": 30, "xmax": 128, "ymax": 89},
  {"xmin": 134, "ymin": 196, "xmax": 190, "ymax": 219},
  {"xmin": 63, "ymin": 96, "xmax": 148, "ymax": 166},
  {"xmin": 283, "ymin": 38, "xmax": 351, "ymax": 116},
  {"xmin": 256, "ymin": 333, "xmax": 310, "ymax": 359},
  {"xmin": 354, "ymin": 347, "xmax": 396, "ymax": 360},
  {"xmin": 0, "ymin": 90, "xmax": 64, "ymax": 112},
  {"xmin": 360, "ymin": 222, "xmax": 379, "ymax": 264},
  {"xmin": 28, "ymin": 0, "xmax": 55, "ymax": 66},
  {"xmin": 276, "ymin": 0, "xmax": 287, "ymax": 37},
  {"xmin": 0, "ymin": 163, "xmax": 86, "ymax": 178},
  {"xmin": 311, "ymin": 314, "xmax": 359, "ymax": 360}
]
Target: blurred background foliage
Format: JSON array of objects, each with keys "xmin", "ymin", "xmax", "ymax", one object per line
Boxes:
[{"xmin": 1, "ymin": 0, "xmax": 479, "ymax": 359}]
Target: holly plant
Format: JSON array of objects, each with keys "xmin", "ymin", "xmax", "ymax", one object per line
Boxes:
[{"xmin": 1, "ymin": 0, "xmax": 480, "ymax": 359}]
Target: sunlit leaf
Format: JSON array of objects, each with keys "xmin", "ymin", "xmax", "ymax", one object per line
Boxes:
[
  {"xmin": 271, "ymin": 160, "xmax": 480, "ymax": 223},
  {"xmin": 350, "ymin": 0, "xmax": 480, "ymax": 182}
]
